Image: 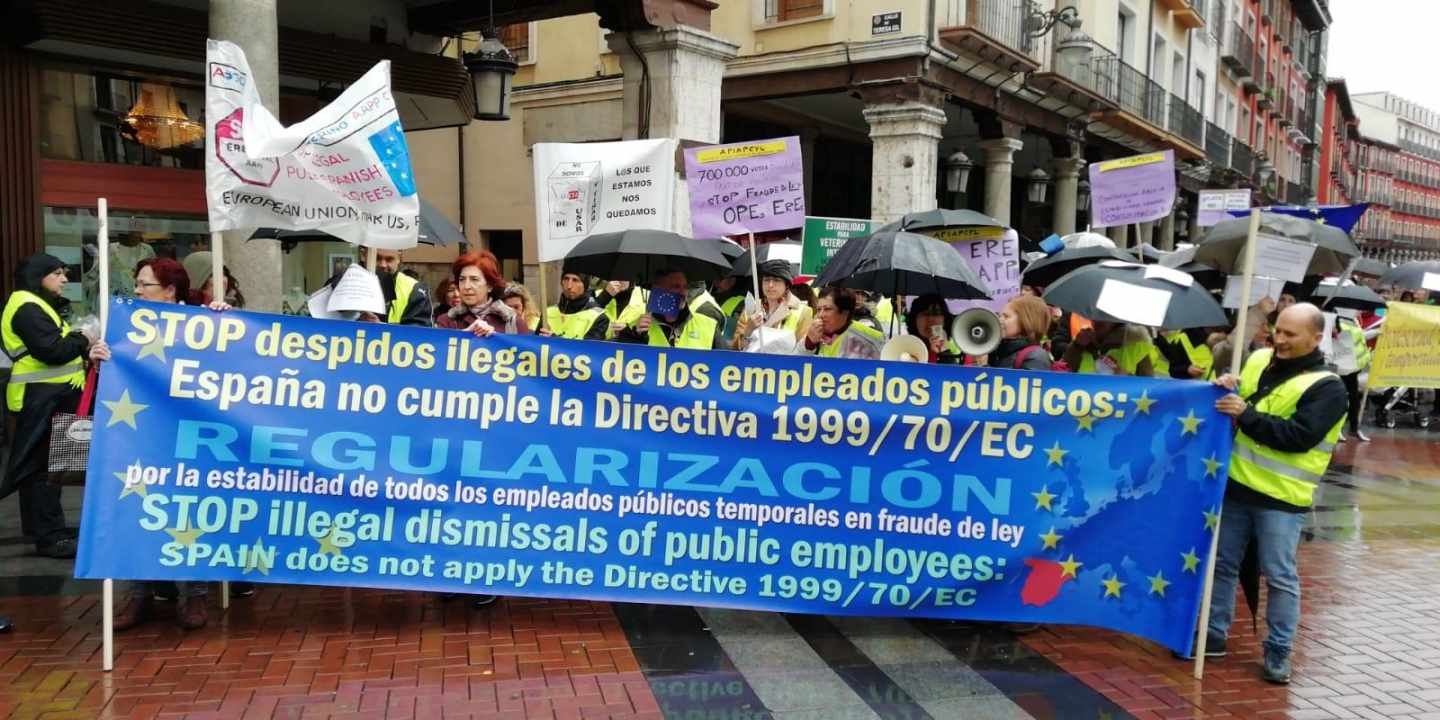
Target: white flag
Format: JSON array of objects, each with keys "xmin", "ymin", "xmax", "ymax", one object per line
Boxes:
[{"xmin": 205, "ymin": 39, "xmax": 419, "ymax": 249}]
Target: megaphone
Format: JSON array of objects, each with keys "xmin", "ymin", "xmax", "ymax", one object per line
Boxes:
[
  {"xmin": 951, "ymin": 308, "xmax": 1002, "ymax": 356},
  {"xmin": 881, "ymin": 335, "xmax": 930, "ymax": 363}
]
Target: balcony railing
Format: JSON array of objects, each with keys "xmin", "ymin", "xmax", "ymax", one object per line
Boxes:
[
  {"xmin": 938, "ymin": 0, "xmax": 1041, "ymax": 71},
  {"xmin": 1221, "ymin": 23, "xmax": 1255, "ymax": 78},
  {"xmin": 1094, "ymin": 55, "xmax": 1167, "ymax": 128},
  {"xmin": 1168, "ymin": 93, "xmax": 1205, "ymax": 148},
  {"xmin": 1232, "ymin": 140, "xmax": 1256, "ymax": 178},
  {"xmin": 1206, "ymin": 122, "xmax": 1232, "ymax": 166}
]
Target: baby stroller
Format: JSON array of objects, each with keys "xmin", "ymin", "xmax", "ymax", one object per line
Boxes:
[{"xmin": 1375, "ymin": 386, "xmax": 1432, "ymax": 429}]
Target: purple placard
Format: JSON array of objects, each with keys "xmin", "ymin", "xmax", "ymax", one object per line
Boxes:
[
  {"xmin": 1088, "ymin": 150, "xmax": 1176, "ymax": 227},
  {"xmin": 1197, "ymin": 189, "xmax": 1251, "ymax": 227},
  {"xmin": 685, "ymin": 136, "xmax": 805, "ymax": 237},
  {"xmin": 924, "ymin": 227, "xmax": 1019, "ymax": 314}
]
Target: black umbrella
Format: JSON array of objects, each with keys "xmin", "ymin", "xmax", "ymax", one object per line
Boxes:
[
  {"xmin": 715, "ymin": 237, "xmax": 746, "ymax": 264},
  {"xmin": 1192, "ymin": 212, "xmax": 1360, "ymax": 276},
  {"xmin": 1378, "ymin": 260, "xmax": 1440, "ymax": 291},
  {"xmin": 1166, "ymin": 261, "xmax": 1226, "ymax": 292},
  {"xmin": 1311, "ymin": 283, "xmax": 1386, "ymax": 311},
  {"xmin": 1135, "ymin": 243, "xmax": 1170, "ymax": 263},
  {"xmin": 876, "ymin": 208, "xmax": 1006, "ymax": 234},
  {"xmin": 814, "ymin": 230, "xmax": 991, "ymax": 299},
  {"xmin": 1043, "ymin": 262, "xmax": 1227, "ymax": 329},
  {"xmin": 562, "ymin": 229, "xmax": 732, "ymax": 284},
  {"xmin": 1021, "ymin": 245, "xmax": 1137, "ymax": 287},
  {"xmin": 248, "ymin": 199, "xmax": 464, "ymax": 247},
  {"xmin": 1351, "ymin": 257, "xmax": 1392, "ymax": 278},
  {"xmin": 731, "ymin": 240, "xmax": 802, "ymax": 277}
]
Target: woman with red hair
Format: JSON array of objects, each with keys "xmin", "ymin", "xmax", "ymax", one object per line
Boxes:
[{"xmin": 437, "ymin": 251, "xmax": 527, "ymax": 336}]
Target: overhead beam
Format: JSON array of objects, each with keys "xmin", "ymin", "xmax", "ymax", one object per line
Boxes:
[{"xmin": 408, "ymin": 0, "xmax": 717, "ymax": 35}]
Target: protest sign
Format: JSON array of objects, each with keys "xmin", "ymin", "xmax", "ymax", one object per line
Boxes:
[
  {"xmin": 79, "ymin": 300, "xmax": 1231, "ymax": 654},
  {"xmin": 801, "ymin": 216, "xmax": 875, "ymax": 276},
  {"xmin": 1248, "ymin": 232, "xmax": 1318, "ymax": 283},
  {"xmin": 1369, "ymin": 302, "xmax": 1440, "ymax": 388},
  {"xmin": 1088, "ymin": 151, "xmax": 1176, "ymax": 227},
  {"xmin": 205, "ymin": 40, "xmax": 419, "ymax": 249},
  {"xmin": 532, "ymin": 140, "xmax": 677, "ymax": 263},
  {"xmin": 1197, "ymin": 189, "xmax": 1250, "ymax": 227},
  {"xmin": 685, "ymin": 137, "xmax": 805, "ymax": 237},
  {"xmin": 1222, "ymin": 275, "xmax": 1286, "ymax": 309},
  {"xmin": 923, "ymin": 226, "xmax": 1018, "ymax": 314}
]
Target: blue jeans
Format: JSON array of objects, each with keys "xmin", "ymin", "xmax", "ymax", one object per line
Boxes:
[{"xmin": 1206, "ymin": 495, "xmax": 1306, "ymax": 655}]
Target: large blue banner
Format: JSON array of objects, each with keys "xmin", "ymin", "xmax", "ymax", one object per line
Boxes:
[{"xmin": 78, "ymin": 300, "xmax": 1232, "ymax": 653}]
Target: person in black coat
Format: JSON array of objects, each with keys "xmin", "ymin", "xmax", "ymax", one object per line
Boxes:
[{"xmin": 0, "ymin": 254, "xmax": 105, "ymax": 562}]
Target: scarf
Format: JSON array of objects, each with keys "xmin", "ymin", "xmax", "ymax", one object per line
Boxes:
[{"xmin": 450, "ymin": 298, "xmax": 518, "ymax": 334}]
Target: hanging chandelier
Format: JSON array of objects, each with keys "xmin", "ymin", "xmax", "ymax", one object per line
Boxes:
[{"xmin": 125, "ymin": 84, "xmax": 204, "ymax": 150}]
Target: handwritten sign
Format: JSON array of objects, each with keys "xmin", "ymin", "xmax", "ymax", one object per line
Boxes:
[
  {"xmin": 1369, "ymin": 302, "xmax": 1440, "ymax": 388},
  {"xmin": 686, "ymin": 137, "xmax": 805, "ymax": 237},
  {"xmin": 801, "ymin": 216, "xmax": 875, "ymax": 276},
  {"xmin": 1088, "ymin": 151, "xmax": 1176, "ymax": 227},
  {"xmin": 533, "ymin": 139, "xmax": 677, "ymax": 262},
  {"xmin": 924, "ymin": 226, "xmax": 1017, "ymax": 314},
  {"xmin": 1250, "ymin": 232, "xmax": 1317, "ymax": 283}
]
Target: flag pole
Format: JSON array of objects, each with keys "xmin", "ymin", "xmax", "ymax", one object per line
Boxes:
[
  {"xmin": 211, "ymin": 232, "xmax": 225, "ymax": 305},
  {"xmin": 748, "ymin": 232, "xmax": 761, "ymax": 304},
  {"xmin": 1194, "ymin": 207, "xmax": 1260, "ymax": 680},
  {"xmin": 98, "ymin": 198, "xmax": 114, "ymax": 673}
]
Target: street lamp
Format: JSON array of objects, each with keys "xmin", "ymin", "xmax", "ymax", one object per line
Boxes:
[
  {"xmin": 465, "ymin": 35, "xmax": 518, "ymax": 121},
  {"xmin": 944, "ymin": 150, "xmax": 974, "ymax": 196},
  {"xmin": 1053, "ymin": 21, "xmax": 1095, "ymax": 84},
  {"xmin": 1077, "ymin": 178, "xmax": 1091, "ymax": 211},
  {"xmin": 1027, "ymin": 167, "xmax": 1051, "ymax": 204}
]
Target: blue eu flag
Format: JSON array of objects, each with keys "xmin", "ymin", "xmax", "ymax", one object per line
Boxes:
[
  {"xmin": 368, "ymin": 120, "xmax": 417, "ymax": 197},
  {"xmin": 1228, "ymin": 204, "xmax": 1369, "ymax": 234}
]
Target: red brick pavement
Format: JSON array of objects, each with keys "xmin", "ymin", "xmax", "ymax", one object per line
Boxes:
[
  {"xmin": 0, "ymin": 591, "xmax": 662, "ymax": 720},
  {"xmin": 1018, "ymin": 436, "xmax": 1440, "ymax": 720}
]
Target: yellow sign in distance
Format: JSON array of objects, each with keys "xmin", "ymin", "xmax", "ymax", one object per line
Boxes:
[
  {"xmin": 924, "ymin": 226, "xmax": 1007, "ymax": 243},
  {"xmin": 1369, "ymin": 302, "xmax": 1440, "ymax": 389},
  {"xmin": 695, "ymin": 140, "xmax": 789, "ymax": 163},
  {"xmin": 1097, "ymin": 152, "xmax": 1167, "ymax": 172}
]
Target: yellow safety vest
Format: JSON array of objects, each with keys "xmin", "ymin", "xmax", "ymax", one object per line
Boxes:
[
  {"xmin": 1339, "ymin": 321, "xmax": 1370, "ymax": 369},
  {"xmin": 2, "ymin": 290, "xmax": 85, "ymax": 412},
  {"xmin": 545, "ymin": 305, "xmax": 604, "ymax": 340},
  {"xmin": 819, "ymin": 321, "xmax": 886, "ymax": 358},
  {"xmin": 604, "ymin": 289, "xmax": 648, "ymax": 338},
  {"xmin": 1229, "ymin": 348, "xmax": 1344, "ymax": 508},
  {"xmin": 386, "ymin": 272, "xmax": 417, "ymax": 325},
  {"xmin": 1163, "ymin": 331, "xmax": 1214, "ymax": 379},
  {"xmin": 647, "ymin": 294, "xmax": 720, "ymax": 349},
  {"xmin": 1077, "ymin": 339, "xmax": 1153, "ymax": 375}
]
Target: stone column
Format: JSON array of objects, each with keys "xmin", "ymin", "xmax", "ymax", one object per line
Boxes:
[
  {"xmin": 211, "ymin": 0, "xmax": 281, "ymax": 311},
  {"xmin": 1109, "ymin": 224, "xmax": 1128, "ymax": 247},
  {"xmin": 979, "ymin": 138, "xmax": 1025, "ymax": 226},
  {"xmin": 862, "ymin": 102, "xmax": 947, "ymax": 225},
  {"xmin": 799, "ymin": 127, "xmax": 820, "ymax": 212},
  {"xmin": 1051, "ymin": 156, "xmax": 1086, "ymax": 236},
  {"xmin": 1160, "ymin": 211, "xmax": 1176, "ymax": 251},
  {"xmin": 608, "ymin": 27, "xmax": 739, "ymax": 236}
]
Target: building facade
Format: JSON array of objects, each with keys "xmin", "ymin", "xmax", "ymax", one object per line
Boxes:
[
  {"xmin": 441, "ymin": 0, "xmax": 1342, "ymax": 293},
  {"xmin": 1350, "ymin": 92, "xmax": 1440, "ymax": 260}
]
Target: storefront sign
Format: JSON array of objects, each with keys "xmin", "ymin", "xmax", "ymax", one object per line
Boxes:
[
  {"xmin": 532, "ymin": 139, "xmax": 678, "ymax": 262},
  {"xmin": 79, "ymin": 299, "xmax": 1232, "ymax": 655},
  {"xmin": 685, "ymin": 137, "xmax": 805, "ymax": 238},
  {"xmin": 1088, "ymin": 151, "xmax": 1177, "ymax": 227},
  {"xmin": 801, "ymin": 216, "xmax": 875, "ymax": 276},
  {"xmin": 1197, "ymin": 189, "xmax": 1251, "ymax": 227},
  {"xmin": 205, "ymin": 40, "xmax": 419, "ymax": 249}
]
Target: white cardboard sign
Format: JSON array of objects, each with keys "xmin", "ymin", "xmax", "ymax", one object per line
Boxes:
[
  {"xmin": 1250, "ymin": 233, "xmax": 1317, "ymax": 283},
  {"xmin": 1096, "ymin": 279, "xmax": 1171, "ymax": 327},
  {"xmin": 533, "ymin": 139, "xmax": 677, "ymax": 262}
]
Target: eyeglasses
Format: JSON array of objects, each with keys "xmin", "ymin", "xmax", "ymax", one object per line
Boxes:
[{"xmin": 136, "ymin": 282, "xmax": 164, "ymax": 290}]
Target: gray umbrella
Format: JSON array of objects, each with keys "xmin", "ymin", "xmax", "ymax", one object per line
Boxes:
[
  {"xmin": 814, "ymin": 230, "xmax": 991, "ymax": 299},
  {"xmin": 1351, "ymin": 257, "xmax": 1392, "ymax": 278},
  {"xmin": 1192, "ymin": 212, "xmax": 1360, "ymax": 276},
  {"xmin": 248, "ymin": 199, "xmax": 464, "ymax": 247},
  {"xmin": 1022, "ymin": 245, "xmax": 1137, "ymax": 287},
  {"xmin": 1311, "ymin": 283, "xmax": 1386, "ymax": 311},
  {"xmin": 1378, "ymin": 260, "xmax": 1440, "ymax": 291},
  {"xmin": 562, "ymin": 229, "xmax": 733, "ymax": 284},
  {"xmin": 1043, "ymin": 262, "xmax": 1227, "ymax": 329},
  {"xmin": 876, "ymin": 209, "xmax": 1006, "ymax": 234}
]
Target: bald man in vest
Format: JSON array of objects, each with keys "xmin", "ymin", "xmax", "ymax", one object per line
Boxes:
[
  {"xmin": 360, "ymin": 247, "xmax": 432, "ymax": 327},
  {"xmin": 1200, "ymin": 303, "xmax": 1347, "ymax": 684}
]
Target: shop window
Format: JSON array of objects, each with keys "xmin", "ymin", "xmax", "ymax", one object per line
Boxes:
[
  {"xmin": 40, "ymin": 68, "xmax": 205, "ymax": 170},
  {"xmin": 764, "ymin": 0, "xmax": 825, "ymax": 23},
  {"xmin": 42, "ymin": 207, "xmax": 210, "ymax": 316}
]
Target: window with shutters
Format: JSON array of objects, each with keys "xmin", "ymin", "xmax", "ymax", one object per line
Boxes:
[
  {"xmin": 498, "ymin": 23, "xmax": 531, "ymax": 64},
  {"xmin": 764, "ymin": 0, "xmax": 825, "ymax": 23}
]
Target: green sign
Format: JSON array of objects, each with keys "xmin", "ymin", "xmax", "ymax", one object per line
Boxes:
[{"xmin": 801, "ymin": 216, "xmax": 875, "ymax": 276}]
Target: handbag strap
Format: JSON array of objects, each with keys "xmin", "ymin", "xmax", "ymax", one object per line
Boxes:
[{"xmin": 77, "ymin": 365, "xmax": 99, "ymax": 418}]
